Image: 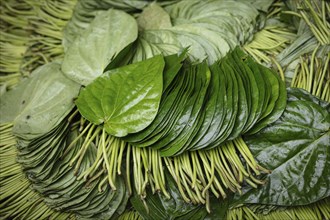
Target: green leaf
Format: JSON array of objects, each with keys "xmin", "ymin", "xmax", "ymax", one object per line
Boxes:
[
  {"xmin": 236, "ymin": 88, "xmax": 330, "ymax": 206},
  {"xmin": 62, "ymin": 0, "xmax": 147, "ymax": 49},
  {"xmin": 204, "ymin": 196, "xmax": 230, "ymax": 220},
  {"xmin": 0, "ymin": 77, "xmax": 32, "ymax": 124},
  {"xmin": 123, "ymin": 61, "xmax": 188, "ymax": 144},
  {"xmin": 132, "ymin": 29, "xmax": 182, "ymax": 62},
  {"xmin": 245, "ymin": 60, "xmax": 287, "ymax": 135},
  {"xmin": 76, "ymin": 55, "xmax": 165, "ymax": 137},
  {"xmin": 188, "ymin": 62, "xmax": 225, "ymax": 150},
  {"xmin": 0, "ymin": 63, "xmax": 80, "ymax": 139},
  {"xmin": 159, "ymin": 62, "xmax": 211, "ymax": 156},
  {"xmin": 62, "ymin": 9, "xmax": 138, "ymax": 86},
  {"xmin": 19, "ymin": 117, "xmax": 128, "ymax": 219},
  {"xmin": 162, "ymin": 0, "xmax": 261, "ymax": 63},
  {"xmin": 137, "ymin": 2, "xmax": 172, "ymax": 30},
  {"xmin": 126, "ymin": 48, "xmax": 286, "ymax": 154},
  {"xmin": 130, "ymin": 172, "xmax": 204, "ymax": 220},
  {"xmin": 163, "ymin": 48, "xmax": 187, "ymax": 91}
]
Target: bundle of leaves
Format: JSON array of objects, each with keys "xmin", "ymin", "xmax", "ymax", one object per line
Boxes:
[{"xmin": 0, "ymin": 0, "xmax": 329, "ymax": 219}]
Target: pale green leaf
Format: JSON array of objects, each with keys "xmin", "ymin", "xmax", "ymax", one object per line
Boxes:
[
  {"xmin": 62, "ymin": 9, "xmax": 138, "ymax": 86},
  {"xmin": 0, "ymin": 63, "xmax": 81, "ymax": 139}
]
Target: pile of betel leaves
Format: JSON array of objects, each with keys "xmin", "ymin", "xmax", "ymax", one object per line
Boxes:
[{"xmin": 0, "ymin": 0, "xmax": 329, "ymax": 219}]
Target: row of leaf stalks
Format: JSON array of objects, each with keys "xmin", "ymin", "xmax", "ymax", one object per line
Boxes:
[
  {"xmin": 0, "ymin": 0, "xmax": 32, "ymax": 90},
  {"xmin": 291, "ymin": 46, "xmax": 330, "ymax": 102},
  {"xmin": 67, "ymin": 115, "xmax": 269, "ymax": 212},
  {"xmin": 0, "ymin": 0, "xmax": 76, "ymax": 89},
  {"xmin": 293, "ymin": 0, "xmax": 330, "ymax": 45},
  {"xmin": 243, "ymin": 1, "xmax": 296, "ymax": 66},
  {"xmin": 164, "ymin": 138, "xmax": 270, "ymax": 213},
  {"xmin": 23, "ymin": 0, "xmax": 77, "ymax": 70},
  {"xmin": 226, "ymin": 197, "xmax": 330, "ymax": 220},
  {"xmin": 281, "ymin": 0, "xmax": 330, "ymax": 46}
]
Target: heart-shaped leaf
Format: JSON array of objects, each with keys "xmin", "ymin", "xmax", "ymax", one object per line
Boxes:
[{"xmin": 76, "ymin": 55, "xmax": 165, "ymax": 137}]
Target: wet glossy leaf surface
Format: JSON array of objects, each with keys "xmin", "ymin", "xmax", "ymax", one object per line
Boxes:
[
  {"xmin": 236, "ymin": 88, "xmax": 330, "ymax": 206},
  {"xmin": 76, "ymin": 55, "xmax": 165, "ymax": 137}
]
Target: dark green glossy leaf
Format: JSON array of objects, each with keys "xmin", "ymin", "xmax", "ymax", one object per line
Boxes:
[
  {"xmin": 204, "ymin": 196, "xmax": 230, "ymax": 220},
  {"xmin": 214, "ymin": 60, "xmax": 239, "ymax": 143},
  {"xmin": 225, "ymin": 55, "xmax": 249, "ymax": 140},
  {"xmin": 131, "ymin": 48, "xmax": 286, "ymax": 153},
  {"xmin": 246, "ymin": 57, "xmax": 266, "ymax": 124},
  {"xmin": 246, "ymin": 65, "xmax": 287, "ymax": 135},
  {"xmin": 124, "ymin": 62, "xmax": 188, "ymax": 144},
  {"xmin": 144, "ymin": 66, "xmax": 195, "ymax": 151},
  {"xmin": 131, "ymin": 172, "xmax": 204, "ymax": 220},
  {"xmin": 287, "ymin": 87, "xmax": 329, "ymax": 108},
  {"xmin": 163, "ymin": 49, "xmax": 187, "ymax": 90},
  {"xmin": 236, "ymin": 88, "xmax": 330, "ymax": 206},
  {"xmin": 207, "ymin": 61, "xmax": 236, "ymax": 148},
  {"xmin": 160, "ymin": 62, "xmax": 211, "ymax": 156},
  {"xmin": 188, "ymin": 62, "xmax": 220, "ymax": 150},
  {"xmin": 76, "ymin": 55, "xmax": 165, "ymax": 137},
  {"xmin": 190, "ymin": 63, "xmax": 226, "ymax": 150}
]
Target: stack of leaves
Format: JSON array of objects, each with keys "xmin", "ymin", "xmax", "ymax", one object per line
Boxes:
[
  {"xmin": 131, "ymin": 86, "xmax": 329, "ymax": 220},
  {"xmin": 62, "ymin": 0, "xmax": 180, "ymax": 49},
  {"xmin": 0, "ymin": 123, "xmax": 74, "ymax": 219},
  {"xmin": 77, "ymin": 48, "xmax": 286, "ymax": 157},
  {"xmin": 0, "ymin": 63, "xmax": 130, "ymax": 219},
  {"xmin": 62, "ymin": 0, "xmax": 272, "ymax": 66},
  {"xmin": 0, "ymin": 0, "xmax": 329, "ymax": 219}
]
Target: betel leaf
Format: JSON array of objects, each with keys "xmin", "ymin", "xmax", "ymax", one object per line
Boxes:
[
  {"xmin": 163, "ymin": 48, "xmax": 187, "ymax": 91},
  {"xmin": 76, "ymin": 55, "xmax": 165, "ymax": 137},
  {"xmin": 19, "ymin": 116, "xmax": 127, "ymax": 219},
  {"xmin": 235, "ymin": 88, "xmax": 330, "ymax": 206},
  {"xmin": 0, "ymin": 62, "xmax": 80, "ymax": 140},
  {"xmin": 0, "ymin": 77, "xmax": 32, "ymax": 124},
  {"xmin": 137, "ymin": 2, "xmax": 172, "ymax": 31},
  {"xmin": 62, "ymin": 0, "xmax": 149, "ymax": 49},
  {"xmin": 61, "ymin": 9, "xmax": 138, "ymax": 86},
  {"xmin": 204, "ymin": 196, "xmax": 230, "ymax": 220},
  {"xmin": 130, "ymin": 172, "xmax": 205, "ymax": 220},
  {"xmin": 124, "ymin": 62, "xmax": 188, "ymax": 145},
  {"xmin": 130, "ymin": 172, "xmax": 230, "ymax": 219}
]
